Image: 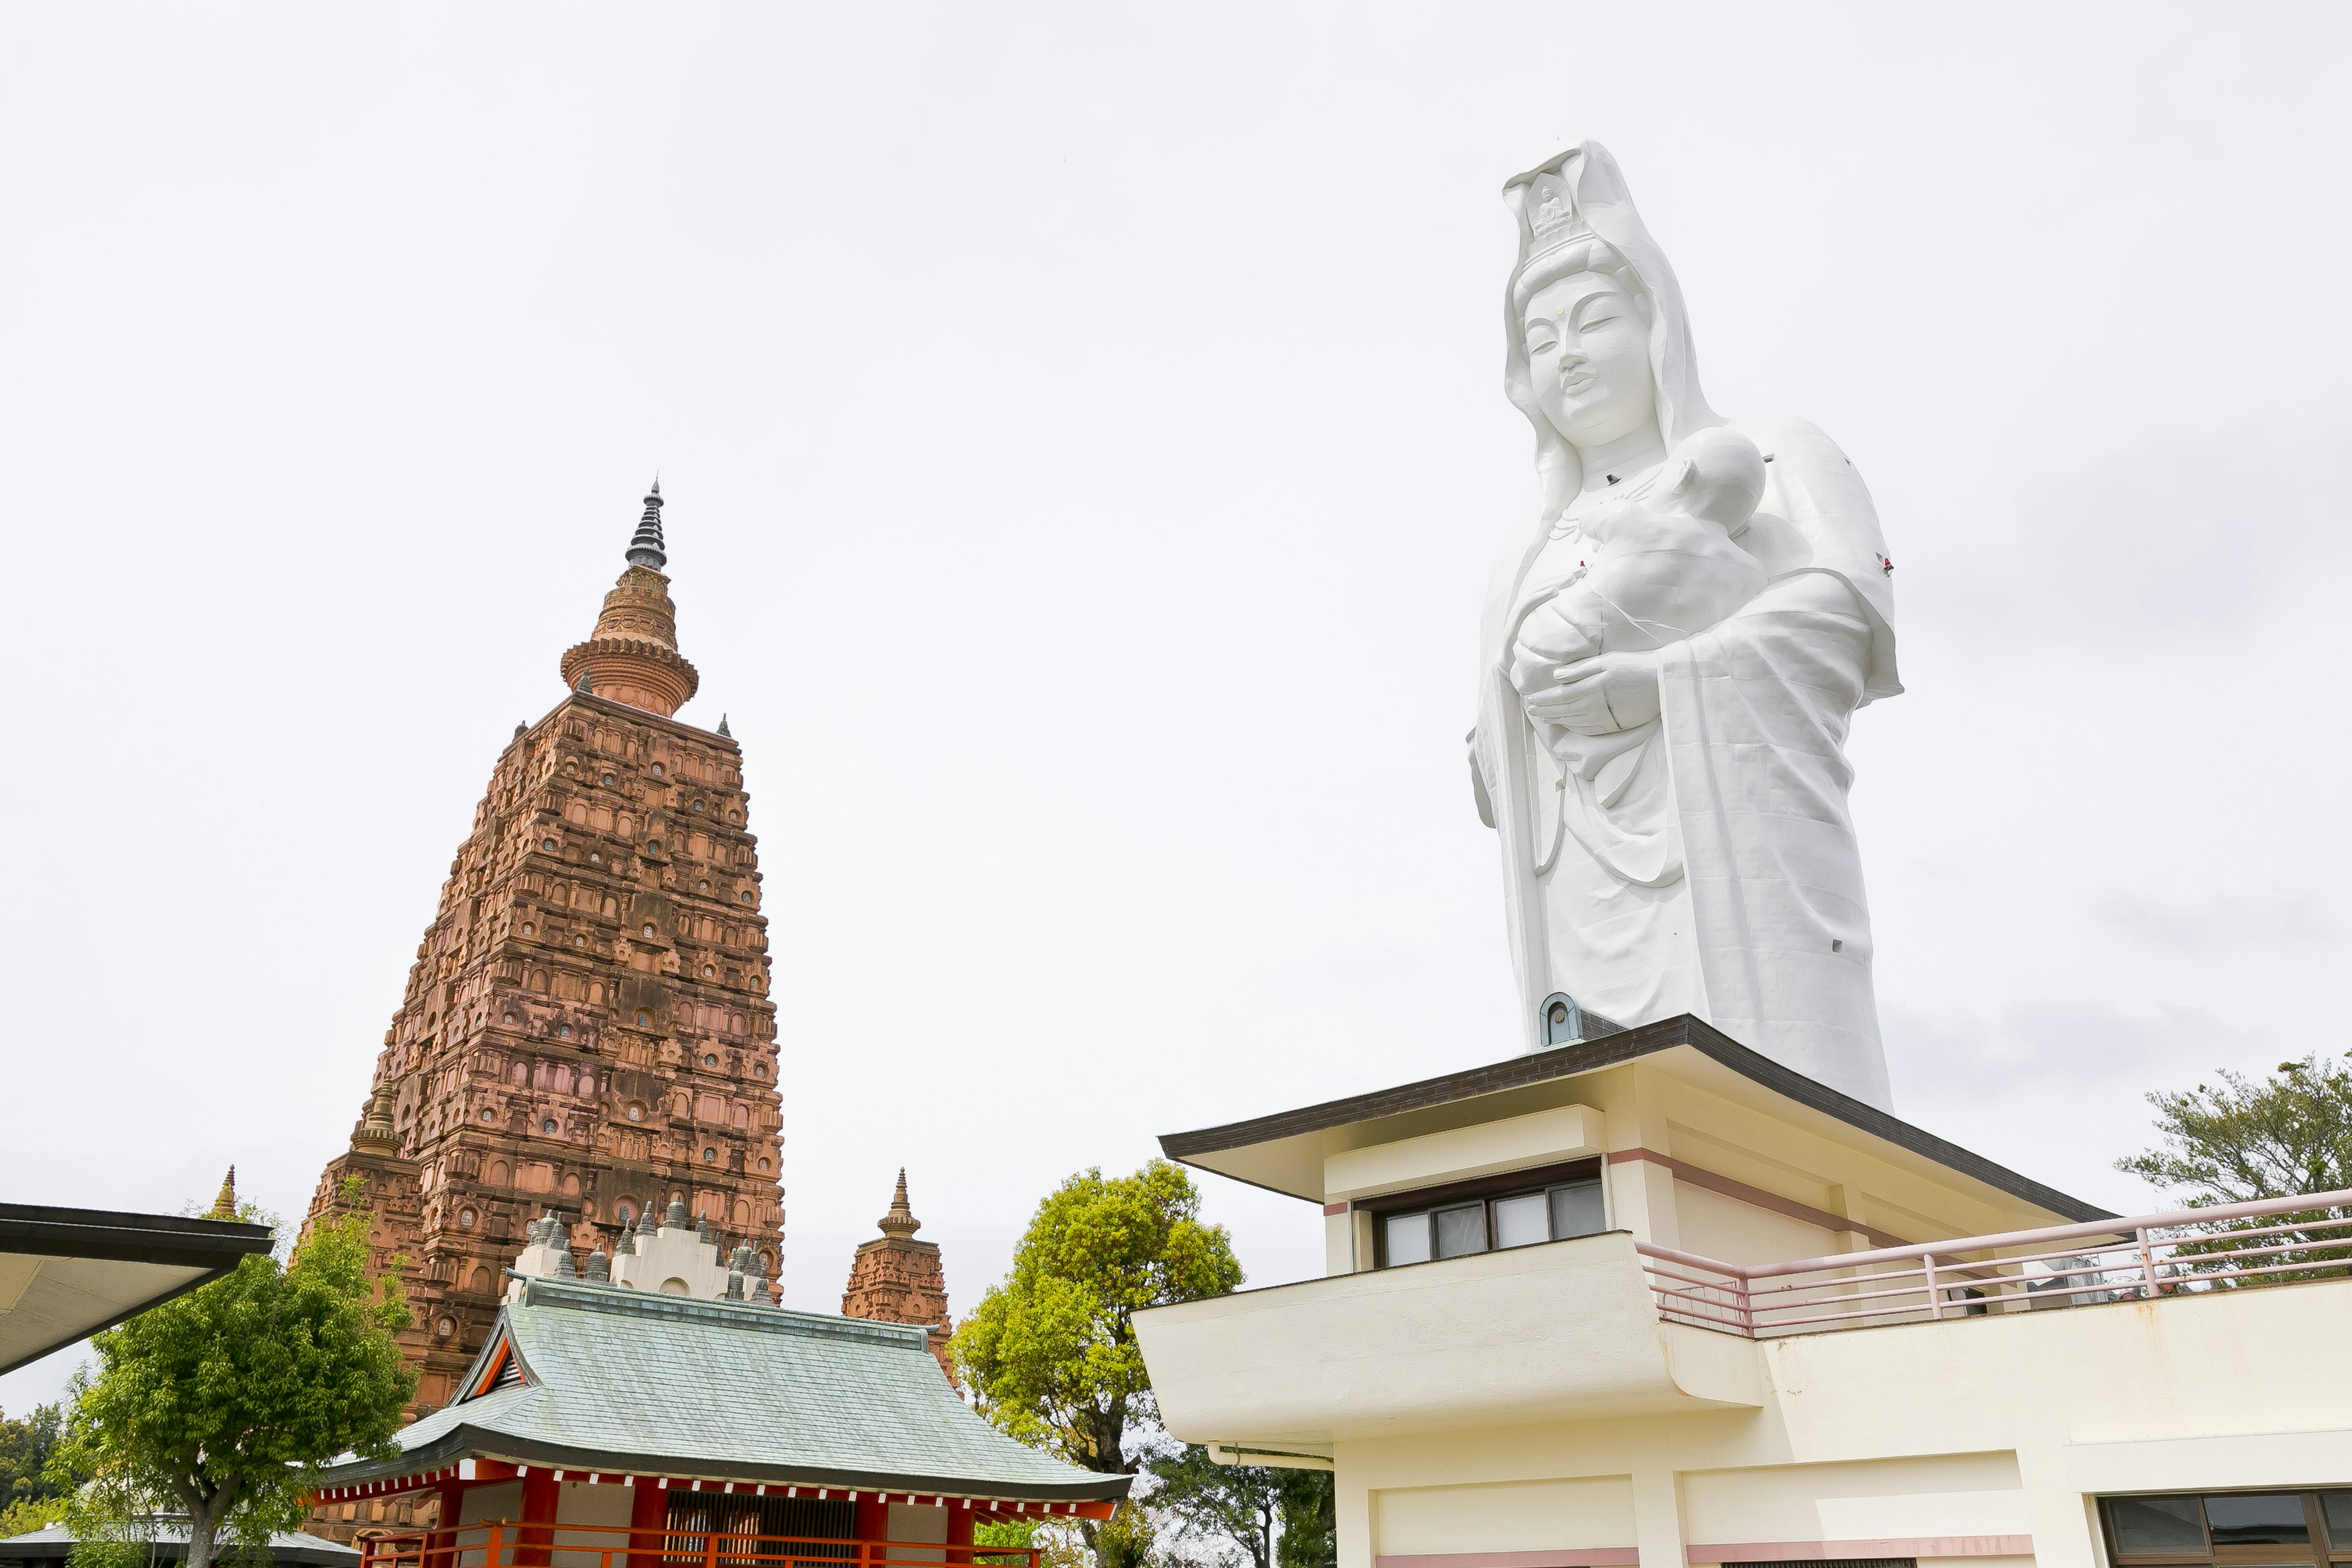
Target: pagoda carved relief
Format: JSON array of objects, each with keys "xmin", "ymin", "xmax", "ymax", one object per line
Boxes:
[
  {"xmin": 840, "ymin": 1170, "xmax": 956, "ymax": 1381},
  {"xmin": 302, "ymin": 484, "xmax": 785, "ymax": 1457}
]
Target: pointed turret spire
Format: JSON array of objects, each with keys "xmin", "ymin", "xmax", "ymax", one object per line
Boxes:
[
  {"xmin": 559, "ymin": 480, "xmax": 698, "ymax": 717},
  {"xmin": 878, "ymin": 1168, "xmax": 921, "ymax": 1240},
  {"xmin": 717, "ymin": 714, "xmax": 732, "ymax": 739},
  {"xmin": 209, "ymin": 1167, "xmax": 238, "ymax": 1221},
  {"xmin": 626, "ymin": 479, "xmax": 666, "ymax": 570}
]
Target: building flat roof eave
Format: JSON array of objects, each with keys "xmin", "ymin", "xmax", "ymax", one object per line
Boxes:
[
  {"xmin": 1158, "ymin": 1014, "xmax": 2116, "ymax": 1225},
  {"xmin": 0, "ymin": 1203, "xmax": 276, "ymax": 1374}
]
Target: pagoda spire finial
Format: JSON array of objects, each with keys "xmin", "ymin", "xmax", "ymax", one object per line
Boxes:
[
  {"xmin": 878, "ymin": 1167, "xmax": 921, "ymax": 1240},
  {"xmin": 560, "ymin": 481, "xmax": 699, "ymax": 717},
  {"xmin": 626, "ymin": 478, "xmax": 667, "ymax": 571},
  {"xmin": 209, "ymin": 1166, "xmax": 238, "ymax": 1220}
]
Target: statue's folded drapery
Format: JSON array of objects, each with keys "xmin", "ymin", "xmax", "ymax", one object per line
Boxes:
[{"xmin": 1476, "ymin": 414, "xmax": 1899, "ymax": 1109}]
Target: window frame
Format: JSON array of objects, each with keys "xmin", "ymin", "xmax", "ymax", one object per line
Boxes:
[
  {"xmin": 2101, "ymin": 1490, "xmax": 2352, "ymax": 1568},
  {"xmin": 1364, "ymin": 1158, "xmax": 1607, "ymax": 1270}
]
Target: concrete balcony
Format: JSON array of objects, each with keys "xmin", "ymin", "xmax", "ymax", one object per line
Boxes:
[{"xmin": 1134, "ymin": 1229, "xmax": 1760, "ymax": 1449}]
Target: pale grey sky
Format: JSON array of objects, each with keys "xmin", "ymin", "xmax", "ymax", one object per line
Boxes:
[{"xmin": 6, "ymin": 4, "xmax": 2350, "ymax": 1414}]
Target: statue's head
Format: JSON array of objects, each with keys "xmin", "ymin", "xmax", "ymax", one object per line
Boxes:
[
  {"xmin": 1518, "ymin": 243, "xmax": 1656, "ymax": 451},
  {"xmin": 1501, "ymin": 143, "xmax": 1721, "ymax": 518}
]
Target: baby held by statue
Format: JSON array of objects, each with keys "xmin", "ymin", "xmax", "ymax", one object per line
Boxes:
[{"xmin": 1512, "ymin": 426, "xmax": 1769, "ymax": 744}]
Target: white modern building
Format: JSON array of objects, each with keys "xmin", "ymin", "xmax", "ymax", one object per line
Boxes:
[{"xmin": 1134, "ymin": 1014, "xmax": 2352, "ymax": 1568}]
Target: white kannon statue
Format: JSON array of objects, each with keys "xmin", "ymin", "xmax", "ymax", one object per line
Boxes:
[{"xmin": 1471, "ymin": 143, "xmax": 1901, "ymax": 1110}]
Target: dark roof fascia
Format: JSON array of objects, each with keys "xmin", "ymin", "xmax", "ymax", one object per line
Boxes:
[
  {"xmin": 1159, "ymin": 1014, "xmax": 2116, "ymax": 1224},
  {"xmin": 0, "ymin": 1205, "xmax": 274, "ymax": 1371},
  {"xmin": 0, "ymin": 1205, "xmax": 274, "ymax": 1270},
  {"xmin": 315, "ymin": 1425, "xmax": 1133, "ymax": 1504}
]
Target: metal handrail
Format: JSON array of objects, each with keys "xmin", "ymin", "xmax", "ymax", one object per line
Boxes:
[{"xmin": 1634, "ymin": 1186, "xmax": 2352, "ymax": 1339}]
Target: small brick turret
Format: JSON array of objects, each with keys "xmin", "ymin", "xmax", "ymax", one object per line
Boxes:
[{"xmin": 841, "ymin": 1170, "xmax": 955, "ymax": 1381}]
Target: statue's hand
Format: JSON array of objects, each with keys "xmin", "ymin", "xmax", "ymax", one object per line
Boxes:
[
  {"xmin": 1510, "ymin": 603, "xmax": 1600, "ymax": 695},
  {"xmin": 1524, "ymin": 649, "xmax": 1662, "ymax": 736}
]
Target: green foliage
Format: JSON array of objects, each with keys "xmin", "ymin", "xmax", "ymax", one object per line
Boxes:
[
  {"xmin": 1144, "ymin": 1446, "xmax": 1279, "ymax": 1568},
  {"xmin": 2120, "ymin": 1054, "xmax": 2352, "ymax": 1202},
  {"xmin": 1273, "ymin": 1471, "xmax": 1333, "ymax": 1568},
  {"xmin": 1139, "ymin": 1449, "xmax": 1333, "ymax": 1568},
  {"xmin": 952, "ymin": 1161, "xmax": 1242, "ymax": 1476},
  {"xmin": 971, "ymin": 1517, "xmax": 1088, "ymax": 1568},
  {"xmin": 0, "ymin": 1403, "xmax": 73, "ymax": 1514},
  {"xmin": 0, "ymin": 1493, "xmax": 69, "ymax": 1539},
  {"xmin": 57, "ymin": 1202, "xmax": 416, "ymax": 1568},
  {"xmin": 1089, "ymin": 1505, "xmax": 1155, "ymax": 1568},
  {"xmin": 2119, "ymin": 1054, "xmax": 2352, "ymax": 1285},
  {"xmin": 0, "ymin": 1401, "xmax": 79, "ymax": 1543}
]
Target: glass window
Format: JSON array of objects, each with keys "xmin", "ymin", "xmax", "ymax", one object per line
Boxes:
[
  {"xmin": 2204, "ymin": 1496, "xmax": 2307, "ymax": 1546},
  {"xmin": 1435, "ymin": 1204, "xmax": 1487, "ymax": 1259},
  {"xmin": 1384, "ymin": 1213, "xmax": 1430, "ymax": 1265},
  {"xmin": 1494, "ymin": 1193, "xmax": 1549, "ymax": 1249},
  {"xmin": 2106, "ymin": 1496, "xmax": 2206, "ymax": 1555},
  {"xmin": 2323, "ymin": 1494, "xmax": 2352, "ymax": 1538},
  {"xmin": 1550, "ymin": 1180, "xmax": 1607, "ymax": 1238}
]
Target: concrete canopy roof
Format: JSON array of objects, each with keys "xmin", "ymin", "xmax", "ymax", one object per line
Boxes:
[
  {"xmin": 0, "ymin": 1203, "xmax": 274, "ymax": 1374},
  {"xmin": 317, "ymin": 1276, "xmax": 1127, "ymax": 1502},
  {"xmin": 1159, "ymin": 1013, "xmax": 2114, "ymax": 1226}
]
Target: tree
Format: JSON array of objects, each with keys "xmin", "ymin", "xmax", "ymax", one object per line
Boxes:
[
  {"xmin": 1273, "ymin": 1471, "xmax": 1333, "ymax": 1568},
  {"xmin": 2118, "ymin": 1054, "xmax": 2352, "ymax": 1285},
  {"xmin": 0, "ymin": 1402, "xmax": 75, "ymax": 1534},
  {"xmin": 56, "ymin": 1191, "xmax": 416, "ymax": 1568},
  {"xmin": 1140, "ymin": 1449, "xmax": 1334, "ymax": 1568},
  {"xmin": 2119, "ymin": 1054, "xmax": 2352, "ymax": 1202},
  {"xmin": 954, "ymin": 1161, "xmax": 1243, "ymax": 1568},
  {"xmin": 1144, "ymin": 1447, "xmax": 1280, "ymax": 1568}
]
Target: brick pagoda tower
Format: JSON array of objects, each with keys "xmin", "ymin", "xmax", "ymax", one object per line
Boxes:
[
  {"xmin": 841, "ymin": 1169, "xmax": 954, "ymax": 1379},
  {"xmin": 304, "ymin": 483, "xmax": 783, "ymax": 1427}
]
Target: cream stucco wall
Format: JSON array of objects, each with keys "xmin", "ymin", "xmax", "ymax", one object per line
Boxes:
[
  {"xmin": 1288, "ymin": 1280, "xmax": 2352, "ymax": 1568},
  {"xmin": 1300, "ymin": 1060, "xmax": 2084, "ymax": 1284}
]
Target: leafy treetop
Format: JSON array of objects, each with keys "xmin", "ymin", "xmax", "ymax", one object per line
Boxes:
[
  {"xmin": 2119, "ymin": 1054, "xmax": 2352, "ymax": 1205},
  {"xmin": 954, "ymin": 1161, "xmax": 1242, "ymax": 1477}
]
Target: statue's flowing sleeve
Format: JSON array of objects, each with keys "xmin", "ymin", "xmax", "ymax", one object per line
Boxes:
[{"xmin": 1657, "ymin": 415, "xmax": 1898, "ymax": 1108}]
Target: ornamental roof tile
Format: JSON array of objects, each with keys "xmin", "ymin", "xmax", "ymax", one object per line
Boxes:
[{"xmin": 318, "ymin": 1275, "xmax": 1122, "ymax": 1502}]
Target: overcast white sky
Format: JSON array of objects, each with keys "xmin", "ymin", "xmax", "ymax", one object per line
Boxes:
[{"xmin": 6, "ymin": 5, "xmax": 2350, "ymax": 1415}]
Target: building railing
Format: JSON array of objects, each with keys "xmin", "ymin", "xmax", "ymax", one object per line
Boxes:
[
  {"xmin": 1634, "ymin": 1186, "xmax": 2352, "ymax": 1338},
  {"xmin": 356, "ymin": 1521, "xmax": 1042, "ymax": 1568}
]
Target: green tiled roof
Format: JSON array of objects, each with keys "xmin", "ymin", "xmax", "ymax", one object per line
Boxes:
[{"xmin": 318, "ymin": 1277, "xmax": 1123, "ymax": 1502}]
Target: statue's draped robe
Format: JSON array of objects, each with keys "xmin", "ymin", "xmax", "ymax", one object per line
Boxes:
[{"xmin": 1474, "ymin": 413, "xmax": 1900, "ymax": 1109}]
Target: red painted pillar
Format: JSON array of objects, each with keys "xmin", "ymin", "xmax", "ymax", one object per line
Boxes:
[
  {"xmin": 625, "ymin": 1480, "xmax": 667, "ymax": 1568},
  {"xmin": 856, "ymin": 1497, "xmax": 891, "ymax": 1568},
  {"xmin": 516, "ymin": 1471, "xmax": 560, "ymax": 1568},
  {"xmin": 946, "ymin": 1504, "xmax": 972, "ymax": 1567},
  {"xmin": 428, "ymin": 1483, "xmax": 466, "ymax": 1568}
]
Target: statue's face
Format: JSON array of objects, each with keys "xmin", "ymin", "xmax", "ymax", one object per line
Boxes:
[{"xmin": 1521, "ymin": 272, "xmax": 1654, "ymax": 450}]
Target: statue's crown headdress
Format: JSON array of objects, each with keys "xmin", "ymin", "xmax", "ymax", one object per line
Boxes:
[
  {"xmin": 1505, "ymin": 146, "xmax": 1624, "ymax": 307},
  {"xmin": 1524, "ymin": 169, "xmax": 1588, "ymax": 247}
]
